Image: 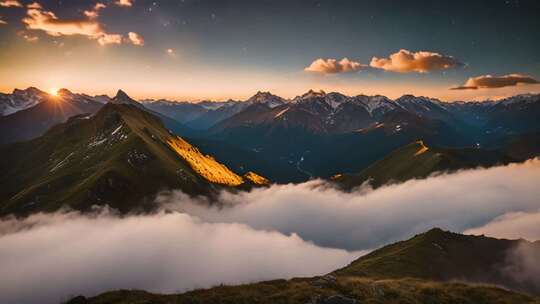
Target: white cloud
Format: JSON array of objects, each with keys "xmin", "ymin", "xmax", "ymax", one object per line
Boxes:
[
  {"xmin": 159, "ymin": 159, "xmax": 540, "ymax": 250},
  {"xmin": 504, "ymin": 242, "xmax": 540, "ymax": 293},
  {"xmin": 464, "ymin": 210, "xmax": 540, "ymax": 241},
  {"xmin": 0, "ymin": 211, "xmax": 361, "ymax": 304},
  {"xmin": 451, "ymin": 74, "xmax": 539, "ymax": 90},
  {"xmin": 128, "ymin": 31, "xmax": 144, "ymax": 46},
  {"xmin": 305, "ymin": 58, "xmax": 366, "ymax": 74},
  {"xmin": 370, "ymin": 49, "xmax": 463, "ymax": 73},
  {"xmin": 0, "ymin": 0, "xmax": 22, "ymax": 8}
]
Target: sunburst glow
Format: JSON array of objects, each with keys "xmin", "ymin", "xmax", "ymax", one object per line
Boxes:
[{"xmin": 49, "ymin": 88, "xmax": 59, "ymax": 96}]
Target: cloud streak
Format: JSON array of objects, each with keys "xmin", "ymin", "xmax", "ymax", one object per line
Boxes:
[
  {"xmin": 159, "ymin": 159, "xmax": 540, "ymax": 251},
  {"xmin": 0, "ymin": 0, "xmax": 22, "ymax": 7},
  {"xmin": 0, "ymin": 211, "xmax": 361, "ymax": 304},
  {"xmin": 305, "ymin": 58, "xmax": 366, "ymax": 74},
  {"xmin": 451, "ymin": 74, "xmax": 540, "ymax": 90},
  {"xmin": 369, "ymin": 49, "xmax": 463, "ymax": 73},
  {"xmin": 21, "ymin": 3, "xmax": 142, "ymax": 46}
]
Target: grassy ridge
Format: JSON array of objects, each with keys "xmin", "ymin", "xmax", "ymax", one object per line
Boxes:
[{"xmin": 332, "ymin": 141, "xmax": 514, "ymax": 189}]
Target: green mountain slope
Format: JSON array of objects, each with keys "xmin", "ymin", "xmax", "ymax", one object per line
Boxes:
[
  {"xmin": 335, "ymin": 228, "xmax": 540, "ymax": 295},
  {"xmin": 332, "ymin": 140, "xmax": 514, "ymax": 189},
  {"xmin": 0, "ymin": 102, "xmax": 266, "ymax": 216},
  {"xmin": 69, "ymin": 229, "xmax": 540, "ymax": 304}
]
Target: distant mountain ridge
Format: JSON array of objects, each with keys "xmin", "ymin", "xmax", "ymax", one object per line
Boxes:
[{"xmin": 2, "ymin": 87, "xmax": 539, "ymax": 183}]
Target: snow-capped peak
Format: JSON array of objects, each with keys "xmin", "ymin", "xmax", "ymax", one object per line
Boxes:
[
  {"xmin": 297, "ymin": 89, "xmax": 326, "ymax": 100},
  {"xmin": 247, "ymin": 91, "xmax": 285, "ymax": 108},
  {"xmin": 498, "ymin": 93, "xmax": 540, "ymax": 106},
  {"xmin": 353, "ymin": 95, "xmax": 396, "ymax": 115},
  {"xmin": 0, "ymin": 87, "xmax": 49, "ymax": 116}
]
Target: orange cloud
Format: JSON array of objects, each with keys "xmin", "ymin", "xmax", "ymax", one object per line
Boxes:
[
  {"xmin": 26, "ymin": 2, "xmax": 41, "ymax": 9},
  {"xmin": 451, "ymin": 74, "xmax": 540, "ymax": 90},
  {"xmin": 128, "ymin": 31, "xmax": 144, "ymax": 46},
  {"xmin": 370, "ymin": 49, "xmax": 463, "ymax": 73},
  {"xmin": 0, "ymin": 0, "xmax": 22, "ymax": 7},
  {"xmin": 97, "ymin": 33, "xmax": 122, "ymax": 45},
  {"xmin": 115, "ymin": 0, "xmax": 133, "ymax": 7},
  {"xmin": 305, "ymin": 58, "xmax": 366, "ymax": 74},
  {"xmin": 0, "ymin": 18, "xmax": 6, "ymax": 25},
  {"xmin": 84, "ymin": 2, "xmax": 106, "ymax": 19},
  {"xmin": 22, "ymin": 6, "xmax": 123, "ymax": 46}
]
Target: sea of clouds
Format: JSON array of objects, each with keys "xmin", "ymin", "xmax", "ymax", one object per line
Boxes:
[{"xmin": 1, "ymin": 159, "xmax": 539, "ymax": 303}]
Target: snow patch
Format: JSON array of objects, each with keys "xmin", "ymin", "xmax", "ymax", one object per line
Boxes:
[{"xmin": 274, "ymin": 107, "xmax": 290, "ymax": 118}]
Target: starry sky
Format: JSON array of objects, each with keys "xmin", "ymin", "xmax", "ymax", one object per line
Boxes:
[{"xmin": 0, "ymin": 0, "xmax": 539, "ymax": 101}]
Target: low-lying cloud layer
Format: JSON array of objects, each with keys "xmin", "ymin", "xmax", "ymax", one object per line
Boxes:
[
  {"xmin": 465, "ymin": 210, "xmax": 540, "ymax": 241},
  {"xmin": 1, "ymin": 160, "xmax": 539, "ymax": 303},
  {"xmin": 0, "ymin": 211, "xmax": 361, "ymax": 304},
  {"xmin": 451, "ymin": 74, "xmax": 540, "ymax": 90},
  {"xmin": 160, "ymin": 159, "xmax": 540, "ymax": 250}
]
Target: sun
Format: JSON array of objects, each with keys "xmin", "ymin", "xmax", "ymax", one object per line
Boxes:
[{"xmin": 49, "ymin": 88, "xmax": 59, "ymax": 96}]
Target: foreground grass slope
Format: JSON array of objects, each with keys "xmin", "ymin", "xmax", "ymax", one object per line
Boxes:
[
  {"xmin": 69, "ymin": 229, "xmax": 540, "ymax": 303},
  {"xmin": 77, "ymin": 277, "xmax": 538, "ymax": 304}
]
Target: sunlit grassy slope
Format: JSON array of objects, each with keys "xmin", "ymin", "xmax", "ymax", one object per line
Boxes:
[
  {"xmin": 168, "ymin": 137, "xmax": 244, "ymax": 186},
  {"xmin": 0, "ymin": 103, "xmax": 266, "ymax": 216},
  {"xmin": 332, "ymin": 140, "xmax": 513, "ymax": 189}
]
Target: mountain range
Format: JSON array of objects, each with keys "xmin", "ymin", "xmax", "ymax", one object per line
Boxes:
[
  {"xmin": 1, "ymin": 87, "xmax": 539, "ymax": 214},
  {"xmin": 68, "ymin": 228, "xmax": 540, "ymax": 303}
]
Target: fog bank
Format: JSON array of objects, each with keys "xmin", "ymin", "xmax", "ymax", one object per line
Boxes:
[
  {"xmin": 160, "ymin": 159, "xmax": 540, "ymax": 250},
  {"xmin": 0, "ymin": 211, "xmax": 361, "ymax": 304}
]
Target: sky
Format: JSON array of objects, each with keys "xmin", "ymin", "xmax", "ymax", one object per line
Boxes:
[{"xmin": 0, "ymin": 0, "xmax": 539, "ymax": 101}]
